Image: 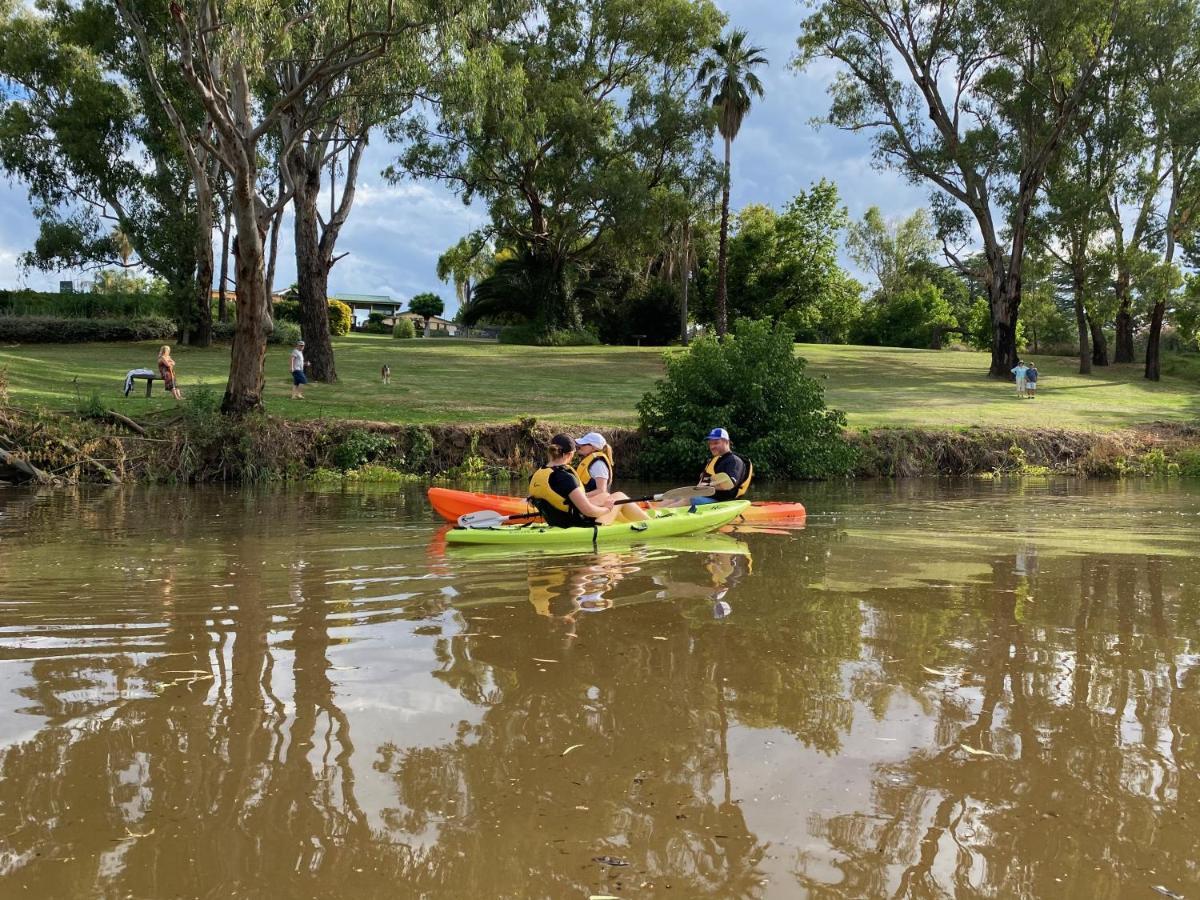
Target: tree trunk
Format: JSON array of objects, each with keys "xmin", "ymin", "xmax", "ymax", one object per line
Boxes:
[
  {"xmin": 715, "ymin": 135, "xmax": 732, "ymax": 339},
  {"xmin": 1113, "ymin": 270, "xmax": 1134, "ymax": 363},
  {"xmin": 680, "ymin": 218, "xmax": 690, "ymax": 346},
  {"xmin": 265, "ymin": 206, "xmax": 283, "ymax": 301},
  {"xmin": 191, "ymin": 180, "xmax": 214, "ymax": 347},
  {"xmin": 1088, "ymin": 314, "xmax": 1108, "ymax": 366},
  {"xmin": 290, "ymin": 145, "xmax": 337, "ymax": 383},
  {"xmin": 1145, "ymin": 300, "xmax": 1165, "ymax": 381},
  {"xmin": 218, "ymin": 201, "xmax": 231, "ymax": 323},
  {"xmin": 223, "ymin": 174, "xmax": 271, "ymax": 415},
  {"xmin": 987, "ymin": 264, "xmax": 1020, "ymax": 378},
  {"xmin": 1072, "ymin": 269, "xmax": 1091, "ymax": 375}
]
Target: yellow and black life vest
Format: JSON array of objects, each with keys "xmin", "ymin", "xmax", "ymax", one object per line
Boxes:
[
  {"xmin": 574, "ymin": 448, "xmax": 614, "ymax": 492},
  {"xmin": 528, "ymin": 465, "xmax": 592, "ymax": 528},
  {"xmin": 702, "ymin": 452, "xmax": 753, "ymax": 501}
]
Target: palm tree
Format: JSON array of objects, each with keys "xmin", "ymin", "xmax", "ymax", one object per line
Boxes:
[{"xmin": 697, "ymin": 30, "xmax": 767, "ymax": 338}]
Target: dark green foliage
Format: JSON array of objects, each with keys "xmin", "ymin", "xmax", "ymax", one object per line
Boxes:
[
  {"xmin": 330, "ymin": 429, "xmax": 394, "ymax": 471},
  {"xmin": 213, "ymin": 320, "xmax": 300, "ymax": 345},
  {"xmin": 851, "ymin": 282, "xmax": 957, "ymax": 348},
  {"xmin": 597, "ymin": 280, "xmax": 681, "ymax": 345},
  {"xmin": 0, "ymin": 315, "xmax": 176, "ymax": 343},
  {"xmin": 462, "ymin": 254, "xmax": 562, "ymax": 327},
  {"xmin": 498, "ymin": 325, "xmax": 600, "ymax": 346},
  {"xmin": 272, "ymin": 299, "xmax": 301, "ymax": 323},
  {"xmin": 402, "ymin": 425, "xmax": 434, "ymax": 473},
  {"xmin": 363, "ymin": 312, "xmax": 391, "ymax": 334},
  {"xmin": 637, "ymin": 318, "xmax": 856, "ymax": 479},
  {"xmin": 0, "ymin": 290, "xmax": 170, "ymax": 319}
]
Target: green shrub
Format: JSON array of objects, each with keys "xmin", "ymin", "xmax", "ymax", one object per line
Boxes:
[
  {"xmin": 851, "ymin": 281, "xmax": 956, "ymax": 348},
  {"xmin": 0, "ymin": 315, "xmax": 176, "ymax": 343},
  {"xmin": 330, "ymin": 428, "xmax": 394, "ymax": 471},
  {"xmin": 499, "ymin": 324, "xmax": 600, "ymax": 346},
  {"xmin": 1175, "ymin": 449, "xmax": 1200, "ymax": 477},
  {"xmin": 637, "ymin": 318, "xmax": 856, "ymax": 479},
  {"xmin": 393, "ymin": 318, "xmax": 416, "ymax": 339},
  {"xmin": 402, "ymin": 424, "xmax": 434, "ymax": 473},
  {"xmin": 328, "ymin": 299, "xmax": 353, "ymax": 336},
  {"xmin": 0, "ymin": 289, "xmax": 170, "ymax": 319},
  {"xmin": 273, "ymin": 299, "xmax": 301, "ymax": 322},
  {"xmin": 212, "ymin": 320, "xmax": 300, "ymax": 345},
  {"xmin": 363, "ymin": 311, "xmax": 391, "ymax": 334}
]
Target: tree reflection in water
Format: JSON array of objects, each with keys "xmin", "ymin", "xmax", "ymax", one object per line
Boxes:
[{"xmin": 0, "ymin": 484, "xmax": 1199, "ymax": 898}]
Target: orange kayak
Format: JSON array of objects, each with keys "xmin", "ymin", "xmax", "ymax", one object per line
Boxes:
[{"xmin": 427, "ymin": 486, "xmax": 805, "ymax": 524}]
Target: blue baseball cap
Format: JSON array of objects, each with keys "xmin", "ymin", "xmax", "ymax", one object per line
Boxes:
[{"xmin": 705, "ymin": 428, "xmax": 730, "ymax": 441}]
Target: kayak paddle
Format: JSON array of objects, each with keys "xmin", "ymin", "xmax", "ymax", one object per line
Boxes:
[{"xmin": 456, "ymin": 484, "xmax": 717, "ymax": 529}]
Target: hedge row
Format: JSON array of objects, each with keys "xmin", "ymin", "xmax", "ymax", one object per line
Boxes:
[
  {"xmin": 0, "ymin": 315, "xmax": 177, "ymax": 343},
  {"xmin": 0, "ymin": 290, "xmax": 171, "ymax": 319},
  {"xmin": 212, "ymin": 320, "xmax": 301, "ymax": 345}
]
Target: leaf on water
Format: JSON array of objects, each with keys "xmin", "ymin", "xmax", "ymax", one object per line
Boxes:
[
  {"xmin": 959, "ymin": 744, "xmax": 1002, "ymax": 758},
  {"xmin": 652, "ymin": 636, "xmax": 668, "ymax": 641},
  {"xmin": 1151, "ymin": 887, "xmax": 1184, "ymax": 900},
  {"xmin": 532, "ymin": 658, "xmax": 558, "ymax": 663},
  {"xmin": 592, "ymin": 856, "xmax": 629, "ymax": 867},
  {"xmin": 562, "ymin": 743, "xmax": 584, "ymax": 757},
  {"xmin": 590, "ymin": 895, "xmax": 621, "ymax": 899},
  {"xmin": 922, "ymin": 666, "xmax": 955, "ymax": 677},
  {"xmin": 125, "ymin": 827, "xmax": 155, "ymax": 838}
]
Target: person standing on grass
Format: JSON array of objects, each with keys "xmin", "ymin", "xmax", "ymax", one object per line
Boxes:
[
  {"xmin": 157, "ymin": 345, "xmax": 183, "ymax": 400},
  {"xmin": 290, "ymin": 340, "xmax": 307, "ymax": 400},
  {"xmin": 1011, "ymin": 360, "xmax": 1028, "ymax": 398},
  {"xmin": 1026, "ymin": 363, "xmax": 1038, "ymax": 399}
]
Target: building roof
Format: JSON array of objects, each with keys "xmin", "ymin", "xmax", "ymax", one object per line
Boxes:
[{"xmin": 332, "ymin": 293, "xmax": 402, "ymax": 306}]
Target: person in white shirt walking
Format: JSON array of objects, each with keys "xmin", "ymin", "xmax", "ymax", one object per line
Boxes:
[{"xmin": 290, "ymin": 340, "xmax": 307, "ymax": 400}]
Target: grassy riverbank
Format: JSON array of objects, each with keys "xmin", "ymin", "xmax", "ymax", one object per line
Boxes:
[{"xmin": 2, "ymin": 335, "xmax": 1198, "ymax": 429}]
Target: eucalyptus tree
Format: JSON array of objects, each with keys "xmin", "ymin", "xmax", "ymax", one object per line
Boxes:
[
  {"xmin": 1134, "ymin": 0, "xmax": 1200, "ymax": 381},
  {"xmin": 115, "ymin": 0, "xmax": 462, "ymax": 413},
  {"xmin": 396, "ymin": 0, "xmax": 724, "ymax": 333},
  {"xmin": 797, "ymin": 0, "xmax": 1121, "ymax": 378},
  {"xmin": 437, "ymin": 233, "xmax": 495, "ymax": 314},
  {"xmin": 846, "ymin": 207, "xmax": 937, "ymax": 303},
  {"xmin": 697, "ymin": 29, "xmax": 767, "ymax": 339},
  {"xmin": 273, "ymin": 19, "xmax": 436, "ymax": 383},
  {"xmin": 0, "ymin": 0, "xmax": 213, "ymax": 343}
]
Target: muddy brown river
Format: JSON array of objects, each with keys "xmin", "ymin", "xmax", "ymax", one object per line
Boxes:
[{"xmin": 0, "ymin": 480, "xmax": 1198, "ymax": 899}]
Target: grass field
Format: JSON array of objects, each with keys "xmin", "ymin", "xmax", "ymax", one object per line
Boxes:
[{"xmin": 1, "ymin": 334, "xmax": 1197, "ymax": 430}]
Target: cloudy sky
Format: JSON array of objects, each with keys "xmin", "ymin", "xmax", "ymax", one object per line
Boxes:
[{"xmin": 0, "ymin": 0, "xmax": 928, "ymax": 315}]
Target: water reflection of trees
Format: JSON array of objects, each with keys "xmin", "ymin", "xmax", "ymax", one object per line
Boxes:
[{"xmin": 806, "ymin": 550, "xmax": 1200, "ymax": 899}]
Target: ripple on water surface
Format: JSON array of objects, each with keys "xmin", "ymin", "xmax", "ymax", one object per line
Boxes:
[{"xmin": 0, "ymin": 479, "xmax": 1198, "ymax": 899}]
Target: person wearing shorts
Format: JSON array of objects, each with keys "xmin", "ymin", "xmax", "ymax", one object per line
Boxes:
[
  {"xmin": 290, "ymin": 340, "xmax": 307, "ymax": 399},
  {"xmin": 1026, "ymin": 363, "xmax": 1038, "ymax": 398}
]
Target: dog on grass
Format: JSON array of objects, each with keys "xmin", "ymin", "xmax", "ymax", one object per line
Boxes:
[{"xmin": 381, "ymin": 364, "xmax": 391, "ymax": 385}]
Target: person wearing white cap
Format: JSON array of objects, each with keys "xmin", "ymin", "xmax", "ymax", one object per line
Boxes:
[{"xmin": 573, "ymin": 432, "xmax": 614, "ymax": 499}]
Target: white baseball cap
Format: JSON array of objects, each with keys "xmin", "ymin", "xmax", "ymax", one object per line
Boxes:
[{"xmin": 575, "ymin": 432, "xmax": 607, "ymax": 448}]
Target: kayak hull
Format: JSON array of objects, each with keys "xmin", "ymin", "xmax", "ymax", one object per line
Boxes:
[
  {"xmin": 445, "ymin": 501, "xmax": 750, "ymax": 546},
  {"xmin": 428, "ymin": 486, "xmax": 804, "ymax": 524}
]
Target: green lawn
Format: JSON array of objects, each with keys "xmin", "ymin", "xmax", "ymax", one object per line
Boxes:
[{"xmin": 1, "ymin": 334, "xmax": 1196, "ymax": 430}]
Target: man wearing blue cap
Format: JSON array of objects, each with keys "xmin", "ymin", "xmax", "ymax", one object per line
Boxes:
[{"xmin": 663, "ymin": 427, "xmax": 753, "ymax": 506}]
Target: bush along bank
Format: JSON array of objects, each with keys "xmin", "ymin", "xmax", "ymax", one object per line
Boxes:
[{"xmin": 3, "ymin": 397, "xmax": 1200, "ymax": 486}]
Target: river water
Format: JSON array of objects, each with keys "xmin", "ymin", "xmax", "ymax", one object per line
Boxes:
[{"xmin": 0, "ymin": 479, "xmax": 1198, "ymax": 899}]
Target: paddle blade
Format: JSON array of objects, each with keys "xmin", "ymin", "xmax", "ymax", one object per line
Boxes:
[
  {"xmin": 456, "ymin": 510, "xmax": 506, "ymax": 528},
  {"xmin": 708, "ymin": 472, "xmax": 735, "ymax": 490},
  {"xmin": 656, "ymin": 484, "xmax": 716, "ymax": 502}
]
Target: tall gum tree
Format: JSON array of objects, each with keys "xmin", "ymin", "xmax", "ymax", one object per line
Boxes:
[
  {"xmin": 274, "ymin": 14, "xmax": 436, "ymax": 383},
  {"xmin": 395, "ymin": 0, "xmax": 724, "ymax": 332},
  {"xmin": 796, "ymin": 0, "xmax": 1120, "ymax": 378},
  {"xmin": 116, "ymin": 0, "xmax": 457, "ymax": 413},
  {"xmin": 0, "ymin": 0, "xmax": 213, "ymax": 343}
]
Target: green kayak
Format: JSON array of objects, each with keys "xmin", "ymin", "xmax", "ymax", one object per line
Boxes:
[
  {"xmin": 444, "ymin": 500, "xmax": 750, "ymax": 547},
  {"xmin": 445, "ymin": 531, "xmax": 751, "ymax": 562}
]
